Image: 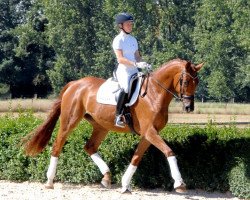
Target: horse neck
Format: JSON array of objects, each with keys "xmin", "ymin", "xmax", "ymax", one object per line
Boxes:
[
  {"xmin": 150, "ymin": 64, "xmax": 183, "ymax": 106},
  {"xmin": 153, "ymin": 63, "xmax": 182, "ymax": 91}
]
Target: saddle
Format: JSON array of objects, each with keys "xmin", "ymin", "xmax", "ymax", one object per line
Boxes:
[
  {"xmin": 96, "ymin": 72, "xmax": 146, "ymax": 134},
  {"xmin": 96, "ymin": 72, "xmax": 144, "ymax": 107}
]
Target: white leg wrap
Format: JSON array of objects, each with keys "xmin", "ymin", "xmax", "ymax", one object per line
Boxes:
[
  {"xmin": 91, "ymin": 153, "xmax": 110, "ymax": 175},
  {"xmin": 167, "ymin": 156, "xmax": 183, "ymax": 188},
  {"xmin": 46, "ymin": 156, "xmax": 58, "ymax": 183},
  {"xmin": 121, "ymin": 164, "xmax": 137, "ymax": 192}
]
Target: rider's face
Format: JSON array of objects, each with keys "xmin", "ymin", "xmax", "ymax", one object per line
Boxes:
[{"xmin": 122, "ymin": 20, "xmax": 133, "ymax": 33}]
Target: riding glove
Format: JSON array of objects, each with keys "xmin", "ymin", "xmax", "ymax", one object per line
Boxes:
[{"xmin": 135, "ymin": 62, "xmax": 151, "ymax": 70}]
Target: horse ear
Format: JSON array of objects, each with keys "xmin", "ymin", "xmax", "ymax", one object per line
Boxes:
[
  {"xmin": 194, "ymin": 62, "xmax": 204, "ymax": 72},
  {"xmin": 185, "ymin": 61, "xmax": 192, "ymax": 71}
]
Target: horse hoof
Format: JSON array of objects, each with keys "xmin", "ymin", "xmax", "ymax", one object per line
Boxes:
[
  {"xmin": 121, "ymin": 187, "xmax": 132, "ymax": 194},
  {"xmin": 44, "ymin": 184, "xmax": 54, "ymax": 189},
  {"xmin": 101, "ymin": 178, "xmax": 111, "ymax": 189},
  {"xmin": 175, "ymin": 183, "xmax": 187, "ymax": 194},
  {"xmin": 121, "ymin": 189, "xmax": 132, "ymax": 194}
]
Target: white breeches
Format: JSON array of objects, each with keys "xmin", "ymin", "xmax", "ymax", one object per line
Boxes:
[{"xmin": 116, "ymin": 65, "xmax": 138, "ymax": 93}]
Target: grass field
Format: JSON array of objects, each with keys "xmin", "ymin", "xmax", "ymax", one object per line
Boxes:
[
  {"xmin": 0, "ymin": 99, "xmax": 249, "ymax": 127},
  {"xmin": 169, "ymin": 101, "xmax": 250, "ymax": 115},
  {"xmin": 0, "ymin": 98, "xmax": 249, "ymax": 114}
]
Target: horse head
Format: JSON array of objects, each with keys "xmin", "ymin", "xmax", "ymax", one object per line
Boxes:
[{"xmin": 173, "ymin": 61, "xmax": 204, "ymax": 112}]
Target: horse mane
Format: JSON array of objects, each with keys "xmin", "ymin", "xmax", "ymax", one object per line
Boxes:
[
  {"xmin": 162, "ymin": 58, "xmax": 187, "ymax": 67},
  {"xmin": 155, "ymin": 58, "xmax": 188, "ymax": 74}
]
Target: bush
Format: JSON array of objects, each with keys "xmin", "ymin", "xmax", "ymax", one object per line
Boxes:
[
  {"xmin": 0, "ymin": 112, "xmax": 249, "ymax": 199},
  {"xmin": 229, "ymin": 158, "xmax": 250, "ymax": 199}
]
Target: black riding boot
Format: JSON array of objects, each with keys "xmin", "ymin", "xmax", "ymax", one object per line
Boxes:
[{"xmin": 115, "ymin": 90, "xmax": 127, "ymax": 127}]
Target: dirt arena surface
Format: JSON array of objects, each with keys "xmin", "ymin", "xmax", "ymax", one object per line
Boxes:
[{"xmin": 0, "ymin": 181, "xmax": 239, "ymax": 200}]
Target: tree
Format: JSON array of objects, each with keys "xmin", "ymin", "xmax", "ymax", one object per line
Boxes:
[
  {"xmin": 0, "ymin": 0, "xmax": 35, "ymax": 97},
  {"xmin": 151, "ymin": 0, "xmax": 200, "ymax": 66},
  {"xmin": 229, "ymin": 0, "xmax": 250, "ymax": 102},
  {"xmin": 44, "ymin": 0, "xmax": 159, "ymax": 93},
  {"xmin": 10, "ymin": 0, "xmax": 54, "ymax": 97},
  {"xmin": 1, "ymin": 0, "xmax": 249, "ymax": 101},
  {"xmin": 43, "ymin": 0, "xmax": 97, "ymax": 93},
  {"xmin": 193, "ymin": 0, "xmax": 248, "ymax": 101},
  {"xmin": 207, "ymin": 70, "xmax": 233, "ymax": 102}
]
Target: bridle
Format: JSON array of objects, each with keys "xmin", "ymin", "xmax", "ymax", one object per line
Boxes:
[
  {"xmin": 149, "ymin": 70, "xmax": 198, "ymax": 102},
  {"xmin": 179, "ymin": 71, "xmax": 198, "ymax": 101}
]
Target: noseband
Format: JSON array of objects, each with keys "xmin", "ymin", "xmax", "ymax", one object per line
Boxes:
[{"xmin": 151, "ymin": 70, "xmax": 198, "ymax": 102}]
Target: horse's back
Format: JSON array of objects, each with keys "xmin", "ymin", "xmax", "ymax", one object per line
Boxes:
[
  {"xmin": 64, "ymin": 76, "xmax": 105, "ymax": 93},
  {"xmin": 59, "ymin": 76, "xmax": 105, "ymax": 106},
  {"xmin": 77, "ymin": 76, "xmax": 106, "ymax": 88}
]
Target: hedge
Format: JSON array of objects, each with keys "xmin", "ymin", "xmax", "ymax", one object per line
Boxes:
[{"xmin": 0, "ymin": 112, "xmax": 249, "ymax": 199}]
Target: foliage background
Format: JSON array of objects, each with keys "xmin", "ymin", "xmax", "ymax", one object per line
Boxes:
[{"xmin": 0, "ymin": 0, "xmax": 249, "ymax": 101}]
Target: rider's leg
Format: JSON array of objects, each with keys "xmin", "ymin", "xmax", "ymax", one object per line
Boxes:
[
  {"xmin": 115, "ymin": 65, "xmax": 138, "ymax": 128},
  {"xmin": 115, "ymin": 89, "xmax": 127, "ymax": 127}
]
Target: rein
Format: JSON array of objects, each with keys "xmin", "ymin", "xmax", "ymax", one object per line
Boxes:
[
  {"xmin": 139, "ymin": 73, "xmax": 150, "ymax": 97},
  {"xmin": 145, "ymin": 70, "xmax": 198, "ymax": 102},
  {"xmin": 151, "ymin": 76, "xmax": 182, "ymax": 101}
]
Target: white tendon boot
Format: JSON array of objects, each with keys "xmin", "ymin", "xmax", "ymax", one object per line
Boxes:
[
  {"xmin": 167, "ymin": 156, "xmax": 187, "ymax": 193},
  {"xmin": 91, "ymin": 153, "xmax": 111, "ymax": 189},
  {"xmin": 45, "ymin": 156, "xmax": 58, "ymax": 189},
  {"xmin": 121, "ymin": 164, "xmax": 137, "ymax": 193}
]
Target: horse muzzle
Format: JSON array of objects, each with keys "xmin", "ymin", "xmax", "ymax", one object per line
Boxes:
[{"xmin": 182, "ymin": 95, "xmax": 194, "ymax": 113}]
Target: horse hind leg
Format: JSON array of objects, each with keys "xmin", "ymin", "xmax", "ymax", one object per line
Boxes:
[
  {"xmin": 45, "ymin": 97, "xmax": 84, "ymax": 189},
  {"xmin": 83, "ymin": 124, "xmax": 110, "ymax": 188}
]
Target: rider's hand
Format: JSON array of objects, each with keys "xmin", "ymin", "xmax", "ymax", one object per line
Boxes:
[{"xmin": 135, "ymin": 62, "xmax": 151, "ymax": 70}]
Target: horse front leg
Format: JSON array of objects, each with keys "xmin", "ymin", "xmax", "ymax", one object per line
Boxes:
[
  {"xmin": 145, "ymin": 126, "xmax": 187, "ymax": 193},
  {"xmin": 121, "ymin": 137, "xmax": 151, "ymax": 193}
]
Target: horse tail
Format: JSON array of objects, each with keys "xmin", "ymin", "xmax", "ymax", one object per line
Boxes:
[{"xmin": 22, "ymin": 82, "xmax": 73, "ymax": 157}]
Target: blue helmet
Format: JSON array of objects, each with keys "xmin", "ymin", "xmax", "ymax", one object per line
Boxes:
[{"xmin": 115, "ymin": 13, "xmax": 133, "ymax": 24}]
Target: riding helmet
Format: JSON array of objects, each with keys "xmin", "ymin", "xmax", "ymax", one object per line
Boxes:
[{"xmin": 115, "ymin": 13, "xmax": 133, "ymax": 24}]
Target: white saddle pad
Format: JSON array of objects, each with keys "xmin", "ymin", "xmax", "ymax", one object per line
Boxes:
[{"xmin": 96, "ymin": 77, "xmax": 143, "ymax": 106}]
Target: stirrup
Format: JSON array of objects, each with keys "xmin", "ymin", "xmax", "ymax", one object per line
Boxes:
[{"xmin": 115, "ymin": 115, "xmax": 125, "ymax": 128}]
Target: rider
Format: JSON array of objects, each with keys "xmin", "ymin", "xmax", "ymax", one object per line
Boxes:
[{"xmin": 112, "ymin": 12, "xmax": 151, "ymax": 127}]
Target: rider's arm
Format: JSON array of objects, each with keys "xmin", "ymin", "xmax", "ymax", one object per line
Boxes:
[
  {"xmin": 114, "ymin": 49, "xmax": 135, "ymax": 67},
  {"xmin": 114, "ymin": 49, "xmax": 142, "ymax": 67},
  {"xmin": 134, "ymin": 50, "xmax": 142, "ymax": 62}
]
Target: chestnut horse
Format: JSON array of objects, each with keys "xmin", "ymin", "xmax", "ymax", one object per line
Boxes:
[{"xmin": 23, "ymin": 59, "xmax": 203, "ymax": 193}]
